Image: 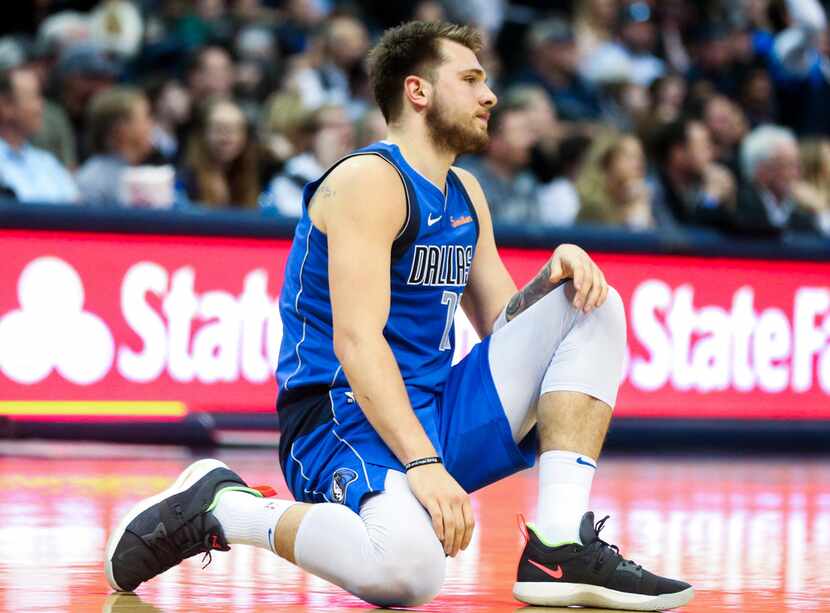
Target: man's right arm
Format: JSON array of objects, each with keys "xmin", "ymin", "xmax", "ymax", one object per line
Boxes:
[{"xmin": 315, "ymin": 156, "xmax": 473, "ymax": 557}]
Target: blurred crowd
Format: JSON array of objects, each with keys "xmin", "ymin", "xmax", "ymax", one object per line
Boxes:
[{"xmin": 3, "ymin": 0, "xmax": 830, "ymax": 239}]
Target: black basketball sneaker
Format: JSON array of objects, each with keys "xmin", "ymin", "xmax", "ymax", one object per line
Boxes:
[
  {"xmin": 513, "ymin": 512, "xmax": 694, "ymax": 610},
  {"xmin": 105, "ymin": 458, "xmax": 263, "ymax": 592}
]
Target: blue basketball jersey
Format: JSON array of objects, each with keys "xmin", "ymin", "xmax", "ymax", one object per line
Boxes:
[{"xmin": 276, "ymin": 141, "xmax": 480, "ymax": 400}]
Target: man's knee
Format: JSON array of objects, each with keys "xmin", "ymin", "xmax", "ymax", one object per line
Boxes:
[
  {"xmin": 359, "ymin": 532, "xmax": 446, "ymax": 607},
  {"xmin": 593, "ymin": 285, "xmax": 626, "ymax": 344}
]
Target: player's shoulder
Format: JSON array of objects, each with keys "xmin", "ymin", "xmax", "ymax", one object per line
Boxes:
[
  {"xmin": 315, "ymin": 153, "xmax": 406, "ymax": 230},
  {"xmin": 324, "ymin": 152, "xmax": 402, "ymax": 191}
]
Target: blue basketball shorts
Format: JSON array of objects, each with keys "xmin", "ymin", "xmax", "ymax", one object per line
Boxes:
[{"xmin": 277, "ymin": 336, "xmax": 539, "ymax": 514}]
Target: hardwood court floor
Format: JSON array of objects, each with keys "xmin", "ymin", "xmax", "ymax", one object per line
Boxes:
[{"xmin": 0, "ymin": 441, "xmax": 828, "ymax": 612}]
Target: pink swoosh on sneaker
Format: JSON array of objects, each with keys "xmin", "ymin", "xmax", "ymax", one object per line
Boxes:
[{"xmin": 528, "ymin": 559, "xmax": 564, "ymax": 579}]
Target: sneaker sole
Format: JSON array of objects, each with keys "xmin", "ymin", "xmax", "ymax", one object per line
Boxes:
[
  {"xmin": 104, "ymin": 458, "xmax": 230, "ymax": 592},
  {"xmin": 513, "ymin": 581, "xmax": 694, "ymax": 611}
]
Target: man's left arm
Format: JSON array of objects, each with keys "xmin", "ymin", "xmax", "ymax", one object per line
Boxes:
[{"xmin": 453, "ymin": 167, "xmax": 610, "ymax": 339}]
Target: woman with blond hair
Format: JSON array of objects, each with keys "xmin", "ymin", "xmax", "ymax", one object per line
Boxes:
[
  {"xmin": 793, "ymin": 138, "xmax": 830, "ymax": 235},
  {"xmin": 576, "ymin": 131, "xmax": 659, "ymax": 229},
  {"xmin": 178, "ymin": 97, "xmax": 261, "ymax": 208}
]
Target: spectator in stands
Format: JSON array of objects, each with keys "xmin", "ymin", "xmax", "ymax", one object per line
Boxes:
[
  {"xmin": 735, "ymin": 124, "xmax": 820, "ymax": 235},
  {"xmin": 260, "ymin": 103, "xmax": 354, "ymax": 217},
  {"xmin": 794, "ymin": 138, "xmax": 830, "ymax": 234},
  {"xmin": 234, "ymin": 25, "xmax": 281, "ymax": 120},
  {"xmin": 354, "ymin": 106, "xmax": 387, "ymax": 148},
  {"xmin": 500, "ymin": 84, "xmax": 592, "ymax": 227},
  {"xmin": 274, "ymin": 0, "xmax": 329, "ymax": 57},
  {"xmin": 650, "ymin": 116, "xmax": 736, "ymax": 230},
  {"xmin": 576, "ymin": 131, "xmax": 660, "ymax": 229},
  {"xmin": 179, "ymin": 97, "xmax": 260, "ymax": 209},
  {"xmin": 49, "ymin": 43, "xmax": 120, "ymax": 161},
  {"xmin": 686, "ymin": 23, "xmax": 745, "ymax": 99},
  {"xmin": 537, "ymin": 133, "xmax": 592, "ymax": 226},
  {"xmin": 696, "ymin": 93, "xmax": 749, "ymax": 176},
  {"xmin": 766, "ymin": 0, "xmax": 830, "ymax": 136},
  {"xmin": 186, "ymin": 45, "xmax": 235, "ymax": 101},
  {"xmin": 172, "ymin": 0, "xmax": 235, "ymax": 49},
  {"xmin": 76, "ymin": 86, "xmax": 155, "ymax": 206},
  {"xmin": 573, "ymin": 0, "xmax": 619, "ymax": 60},
  {"xmin": 592, "ymin": 66, "xmax": 653, "ymax": 133},
  {"xmin": 412, "ymin": 0, "xmax": 448, "ymax": 25},
  {"xmin": 456, "ymin": 103, "xmax": 540, "ymax": 224},
  {"xmin": 649, "ymin": 73, "xmax": 687, "ymax": 125},
  {"xmin": 286, "ymin": 14, "xmax": 370, "ymax": 117},
  {"xmin": 738, "ymin": 64, "xmax": 777, "ymax": 126},
  {"xmin": 0, "ymin": 35, "xmax": 78, "ymax": 171},
  {"xmin": 0, "ymin": 66, "xmax": 77, "ymax": 203},
  {"xmin": 513, "ymin": 17, "xmax": 602, "ymax": 122},
  {"xmin": 581, "ymin": 1, "xmax": 665, "ymax": 87},
  {"xmin": 259, "ymin": 90, "xmax": 313, "ymax": 179},
  {"xmin": 504, "ymin": 85, "xmax": 560, "ymax": 143},
  {"xmin": 147, "ymin": 78, "xmax": 191, "ymax": 164}
]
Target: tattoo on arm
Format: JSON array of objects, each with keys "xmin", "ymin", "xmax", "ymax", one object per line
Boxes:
[
  {"xmin": 318, "ymin": 185, "xmax": 336, "ymax": 199},
  {"xmin": 504, "ymin": 261, "xmax": 557, "ymax": 322}
]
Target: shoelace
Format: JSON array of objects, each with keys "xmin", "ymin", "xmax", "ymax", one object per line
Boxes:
[
  {"xmin": 200, "ymin": 531, "xmax": 223, "ymax": 569},
  {"xmin": 145, "ymin": 511, "xmax": 213, "ymax": 570},
  {"xmin": 593, "ymin": 515, "xmax": 642, "ymax": 571}
]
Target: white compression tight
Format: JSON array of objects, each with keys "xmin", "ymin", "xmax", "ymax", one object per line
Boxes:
[
  {"xmin": 289, "ymin": 282, "xmax": 626, "ymax": 606},
  {"xmin": 292, "ymin": 470, "xmax": 445, "ymax": 607},
  {"xmin": 488, "ymin": 281, "xmax": 627, "ymax": 442}
]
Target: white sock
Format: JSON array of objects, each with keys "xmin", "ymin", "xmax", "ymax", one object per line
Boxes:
[
  {"xmin": 212, "ymin": 490, "xmax": 298, "ymax": 553},
  {"xmin": 536, "ymin": 450, "xmax": 597, "ymax": 545}
]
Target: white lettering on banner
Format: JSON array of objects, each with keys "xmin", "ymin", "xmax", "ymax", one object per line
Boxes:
[
  {"xmin": 754, "ymin": 309, "xmax": 790, "ymax": 393},
  {"xmin": 629, "ymin": 279, "xmax": 830, "ymax": 394},
  {"xmin": 3, "ymin": 257, "xmax": 829, "ymax": 395},
  {"xmin": 0, "ymin": 257, "xmax": 114, "ymax": 385},
  {"xmin": 164, "ymin": 267, "xmax": 199, "ymax": 382},
  {"xmin": 240, "ymin": 270, "xmax": 278, "ymax": 383},
  {"xmin": 630, "ymin": 280, "xmax": 673, "ymax": 391},
  {"xmin": 732, "ymin": 287, "xmax": 757, "ymax": 391},
  {"xmin": 118, "ymin": 262, "xmax": 169, "ymax": 382},
  {"xmin": 117, "ymin": 262, "xmax": 281, "ymax": 384},
  {"xmin": 0, "ymin": 257, "xmax": 281, "ymax": 386},
  {"xmin": 792, "ymin": 288, "xmax": 830, "ymax": 392},
  {"xmin": 691, "ymin": 306, "xmax": 730, "ymax": 392}
]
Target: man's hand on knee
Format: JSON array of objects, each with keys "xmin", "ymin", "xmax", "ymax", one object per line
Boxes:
[
  {"xmin": 406, "ymin": 463, "xmax": 475, "ymax": 557},
  {"xmin": 549, "ymin": 244, "xmax": 609, "ymax": 314}
]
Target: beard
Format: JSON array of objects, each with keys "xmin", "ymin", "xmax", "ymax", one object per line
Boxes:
[{"xmin": 425, "ymin": 95, "xmax": 489, "ymax": 157}]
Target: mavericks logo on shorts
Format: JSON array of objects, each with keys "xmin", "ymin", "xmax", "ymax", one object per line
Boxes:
[{"xmin": 331, "ymin": 467, "xmax": 358, "ymax": 504}]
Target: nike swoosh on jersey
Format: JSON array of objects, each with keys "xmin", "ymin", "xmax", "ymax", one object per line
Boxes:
[
  {"xmin": 528, "ymin": 559, "xmax": 564, "ymax": 579},
  {"xmin": 427, "ymin": 213, "xmax": 442, "ymax": 226}
]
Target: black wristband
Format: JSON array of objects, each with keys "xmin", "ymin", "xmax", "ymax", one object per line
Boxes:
[{"xmin": 404, "ymin": 456, "xmax": 442, "ymax": 471}]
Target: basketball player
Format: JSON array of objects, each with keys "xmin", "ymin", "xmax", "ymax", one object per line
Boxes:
[{"xmin": 106, "ymin": 22, "xmax": 693, "ymax": 610}]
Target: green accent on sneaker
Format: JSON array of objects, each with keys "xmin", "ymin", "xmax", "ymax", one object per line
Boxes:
[
  {"xmin": 206, "ymin": 486, "xmax": 264, "ymax": 512},
  {"xmin": 526, "ymin": 522, "xmax": 579, "ymax": 548}
]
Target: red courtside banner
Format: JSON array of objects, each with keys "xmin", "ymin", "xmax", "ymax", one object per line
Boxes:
[{"xmin": 0, "ymin": 230, "xmax": 829, "ymax": 421}]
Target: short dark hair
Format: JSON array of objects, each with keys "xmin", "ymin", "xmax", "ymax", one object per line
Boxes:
[
  {"xmin": 653, "ymin": 116, "xmax": 696, "ymax": 163},
  {"xmin": 367, "ymin": 21, "xmax": 482, "ymax": 123}
]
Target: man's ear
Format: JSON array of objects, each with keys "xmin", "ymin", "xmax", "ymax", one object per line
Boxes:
[{"xmin": 403, "ymin": 75, "xmax": 431, "ymax": 112}]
